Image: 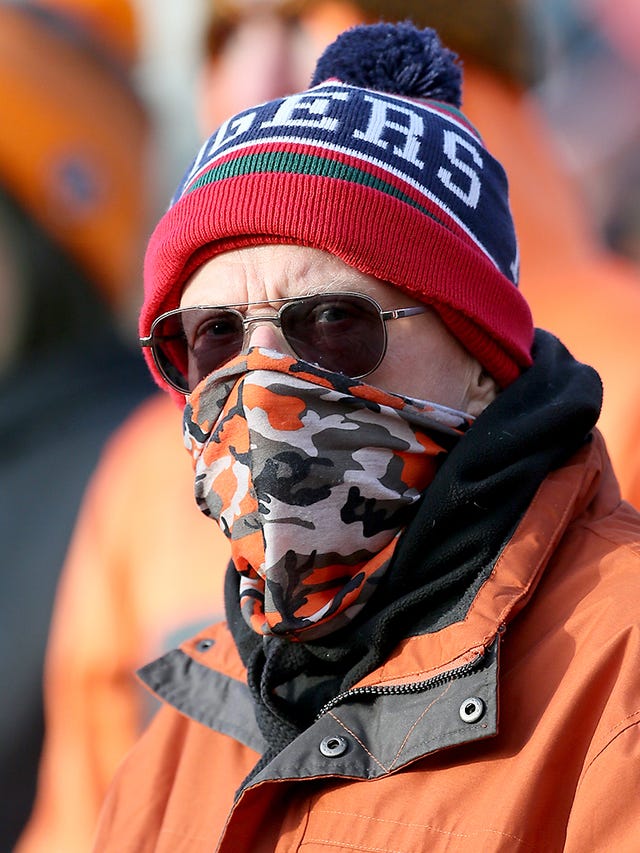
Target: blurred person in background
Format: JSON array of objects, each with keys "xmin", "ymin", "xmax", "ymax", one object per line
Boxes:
[
  {"xmin": 535, "ymin": 0, "xmax": 640, "ymax": 273},
  {"xmin": 587, "ymin": 0, "xmax": 640, "ymax": 270},
  {"xmin": 0, "ymin": 0, "xmax": 154, "ymax": 848},
  {"xmin": 18, "ymin": 0, "xmax": 640, "ymax": 850}
]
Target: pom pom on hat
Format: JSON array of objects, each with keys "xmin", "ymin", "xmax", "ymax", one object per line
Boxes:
[
  {"xmin": 141, "ymin": 20, "xmax": 534, "ymax": 402},
  {"xmin": 311, "ymin": 21, "xmax": 462, "ymax": 106}
]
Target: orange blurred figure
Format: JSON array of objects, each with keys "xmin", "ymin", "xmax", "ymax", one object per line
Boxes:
[{"xmin": 0, "ymin": 0, "xmax": 154, "ymax": 847}]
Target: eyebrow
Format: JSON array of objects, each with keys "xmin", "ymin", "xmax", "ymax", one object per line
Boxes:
[{"xmin": 288, "ymin": 270, "xmax": 384, "ymax": 299}]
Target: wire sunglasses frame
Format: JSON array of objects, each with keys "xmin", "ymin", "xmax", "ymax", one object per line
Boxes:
[{"xmin": 140, "ymin": 290, "xmax": 427, "ymax": 394}]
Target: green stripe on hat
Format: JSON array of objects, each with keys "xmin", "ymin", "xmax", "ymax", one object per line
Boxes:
[{"xmin": 187, "ymin": 150, "xmax": 449, "ymax": 230}]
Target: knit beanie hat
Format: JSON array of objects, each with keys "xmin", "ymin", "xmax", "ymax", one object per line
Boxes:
[
  {"xmin": 141, "ymin": 22, "xmax": 534, "ymax": 392},
  {"xmin": 0, "ymin": 1, "xmax": 148, "ymax": 308}
]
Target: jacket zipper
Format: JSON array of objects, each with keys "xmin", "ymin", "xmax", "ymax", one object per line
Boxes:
[{"xmin": 315, "ymin": 647, "xmax": 488, "ymax": 721}]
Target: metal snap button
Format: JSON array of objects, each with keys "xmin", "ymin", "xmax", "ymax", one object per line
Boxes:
[
  {"xmin": 196, "ymin": 638, "xmax": 215, "ymax": 652},
  {"xmin": 319, "ymin": 735, "xmax": 349, "ymax": 758},
  {"xmin": 459, "ymin": 696, "xmax": 485, "ymax": 724}
]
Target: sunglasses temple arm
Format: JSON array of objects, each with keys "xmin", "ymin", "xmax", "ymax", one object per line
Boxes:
[{"xmin": 381, "ymin": 306, "xmax": 428, "ymax": 321}]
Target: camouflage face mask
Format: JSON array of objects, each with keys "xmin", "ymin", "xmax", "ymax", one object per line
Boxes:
[{"xmin": 184, "ymin": 348, "xmax": 474, "ymax": 641}]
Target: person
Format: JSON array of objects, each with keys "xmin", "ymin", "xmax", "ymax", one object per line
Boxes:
[
  {"xmin": 0, "ymin": 1, "xmax": 154, "ymax": 847},
  {"xmin": 534, "ymin": 0, "xmax": 640, "ymax": 273},
  {"xmin": 91, "ymin": 20, "xmax": 640, "ymax": 851},
  {"xmin": 197, "ymin": 0, "xmax": 364, "ymax": 132},
  {"xmin": 19, "ymin": 2, "xmax": 640, "ymax": 851}
]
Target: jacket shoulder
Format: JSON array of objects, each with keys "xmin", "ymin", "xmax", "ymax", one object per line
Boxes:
[{"xmin": 93, "ymin": 699, "xmax": 259, "ymax": 851}]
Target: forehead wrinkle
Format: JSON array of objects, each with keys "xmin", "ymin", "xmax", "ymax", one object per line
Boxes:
[
  {"xmin": 183, "ymin": 245, "xmax": 411, "ymax": 308},
  {"xmin": 262, "ymin": 248, "xmax": 375, "ymax": 299}
]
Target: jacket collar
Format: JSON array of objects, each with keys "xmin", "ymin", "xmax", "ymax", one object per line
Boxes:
[{"xmin": 138, "ymin": 432, "xmax": 613, "ymax": 782}]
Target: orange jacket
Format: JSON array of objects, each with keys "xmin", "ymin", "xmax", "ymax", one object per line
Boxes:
[
  {"xmin": 93, "ymin": 431, "xmax": 640, "ymax": 852},
  {"xmin": 18, "ymin": 65, "xmax": 640, "ymax": 853}
]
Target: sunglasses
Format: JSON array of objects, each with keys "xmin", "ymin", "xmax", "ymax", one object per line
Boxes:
[{"xmin": 140, "ymin": 291, "xmax": 427, "ymax": 394}]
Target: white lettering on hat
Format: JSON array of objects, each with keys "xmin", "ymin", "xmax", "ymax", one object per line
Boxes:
[
  {"xmin": 437, "ymin": 130, "xmax": 483, "ymax": 208},
  {"xmin": 353, "ymin": 95, "xmax": 425, "ymax": 169},
  {"xmin": 261, "ymin": 91, "xmax": 349, "ymax": 131},
  {"xmin": 180, "ymin": 112, "xmax": 258, "ymax": 192},
  {"xmin": 212, "ymin": 112, "xmax": 259, "ymax": 149}
]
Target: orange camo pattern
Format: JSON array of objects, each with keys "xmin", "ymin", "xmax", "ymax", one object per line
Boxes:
[{"xmin": 184, "ymin": 348, "xmax": 473, "ymax": 639}]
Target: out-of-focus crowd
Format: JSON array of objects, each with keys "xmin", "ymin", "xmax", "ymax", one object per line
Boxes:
[{"xmin": 535, "ymin": 0, "xmax": 640, "ymax": 270}]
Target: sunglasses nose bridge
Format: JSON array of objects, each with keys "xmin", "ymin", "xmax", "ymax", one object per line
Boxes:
[
  {"xmin": 241, "ymin": 314, "xmax": 282, "ymax": 330},
  {"xmin": 241, "ymin": 313, "xmax": 289, "ymax": 353}
]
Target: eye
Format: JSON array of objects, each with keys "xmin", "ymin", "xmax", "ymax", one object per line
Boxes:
[
  {"xmin": 313, "ymin": 304, "xmax": 351, "ymax": 324},
  {"xmin": 307, "ymin": 299, "xmax": 363, "ymax": 328},
  {"xmin": 195, "ymin": 316, "xmax": 236, "ymax": 338},
  {"xmin": 185, "ymin": 310, "xmax": 241, "ymax": 350}
]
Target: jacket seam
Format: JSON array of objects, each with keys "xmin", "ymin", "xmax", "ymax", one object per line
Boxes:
[
  {"xmin": 303, "ymin": 807, "xmax": 537, "ymax": 850},
  {"xmin": 388, "ymin": 682, "xmax": 453, "ymax": 770},
  {"xmin": 327, "ymin": 711, "xmax": 389, "ymax": 774},
  {"xmin": 328, "ymin": 683, "xmax": 455, "ymax": 774},
  {"xmin": 577, "ymin": 708, "xmax": 640, "ymax": 789},
  {"xmin": 371, "ymin": 646, "xmax": 485, "ymax": 687}
]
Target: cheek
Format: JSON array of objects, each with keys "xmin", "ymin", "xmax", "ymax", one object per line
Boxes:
[{"xmin": 369, "ymin": 329, "xmax": 473, "ymax": 408}]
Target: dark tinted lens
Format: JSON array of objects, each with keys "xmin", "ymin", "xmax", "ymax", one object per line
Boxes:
[
  {"xmin": 281, "ymin": 294, "xmax": 385, "ymax": 376},
  {"xmin": 153, "ymin": 307, "xmax": 244, "ymax": 392},
  {"xmin": 150, "ymin": 312, "xmax": 190, "ymax": 392}
]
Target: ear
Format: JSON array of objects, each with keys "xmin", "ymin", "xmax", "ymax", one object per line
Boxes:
[{"xmin": 465, "ymin": 364, "xmax": 500, "ymax": 417}]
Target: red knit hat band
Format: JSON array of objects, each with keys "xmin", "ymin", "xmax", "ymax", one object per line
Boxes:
[{"xmin": 142, "ymin": 167, "xmax": 532, "ymax": 394}]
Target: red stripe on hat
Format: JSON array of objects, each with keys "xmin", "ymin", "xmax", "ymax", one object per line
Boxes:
[{"xmin": 142, "ymin": 169, "xmax": 533, "ymax": 402}]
